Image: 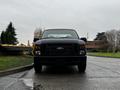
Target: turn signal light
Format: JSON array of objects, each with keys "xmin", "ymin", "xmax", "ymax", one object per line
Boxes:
[{"xmin": 80, "ymin": 45, "xmax": 85, "ymax": 49}]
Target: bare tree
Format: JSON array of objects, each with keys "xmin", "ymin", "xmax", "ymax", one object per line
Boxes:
[
  {"xmin": 105, "ymin": 29, "xmax": 120, "ymax": 52},
  {"xmin": 34, "ymin": 27, "xmax": 43, "ymax": 42},
  {"xmin": 116, "ymin": 30, "xmax": 120, "ymax": 50}
]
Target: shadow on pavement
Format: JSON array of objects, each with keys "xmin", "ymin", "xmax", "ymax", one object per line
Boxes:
[
  {"xmin": 33, "ymin": 66, "xmax": 87, "ymax": 90},
  {"xmin": 33, "ymin": 65, "xmax": 87, "ymax": 78},
  {"xmin": 37, "ymin": 65, "xmax": 86, "ymax": 75}
]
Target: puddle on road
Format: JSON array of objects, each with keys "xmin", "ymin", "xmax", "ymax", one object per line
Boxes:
[
  {"xmin": 21, "ymin": 78, "xmax": 43, "ymax": 90},
  {"xmin": 33, "ymin": 83, "xmax": 43, "ymax": 90},
  {"xmin": 21, "ymin": 79, "xmax": 33, "ymax": 90}
]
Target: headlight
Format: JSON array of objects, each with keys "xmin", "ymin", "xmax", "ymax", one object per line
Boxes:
[
  {"xmin": 79, "ymin": 44, "xmax": 86, "ymax": 55},
  {"xmin": 79, "ymin": 50, "xmax": 86, "ymax": 55},
  {"xmin": 33, "ymin": 44, "xmax": 41, "ymax": 56},
  {"xmin": 80, "ymin": 45, "xmax": 85, "ymax": 49},
  {"xmin": 35, "ymin": 50, "xmax": 41, "ymax": 55}
]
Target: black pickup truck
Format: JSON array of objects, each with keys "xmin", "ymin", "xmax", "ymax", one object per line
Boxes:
[{"xmin": 33, "ymin": 29, "xmax": 87, "ymax": 73}]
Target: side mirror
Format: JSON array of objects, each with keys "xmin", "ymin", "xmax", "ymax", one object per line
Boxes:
[
  {"xmin": 80, "ymin": 37, "xmax": 87, "ymax": 42},
  {"xmin": 33, "ymin": 38, "xmax": 39, "ymax": 42}
]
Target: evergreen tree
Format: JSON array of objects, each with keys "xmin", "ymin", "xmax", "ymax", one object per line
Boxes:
[
  {"xmin": 94, "ymin": 32, "xmax": 107, "ymax": 41},
  {"xmin": 1, "ymin": 31, "xmax": 8, "ymax": 44},
  {"xmin": 0, "ymin": 22, "xmax": 18, "ymax": 44},
  {"xmin": 1, "ymin": 31, "xmax": 6, "ymax": 44}
]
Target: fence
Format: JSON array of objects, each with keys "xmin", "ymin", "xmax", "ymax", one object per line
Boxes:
[{"xmin": 0, "ymin": 45, "xmax": 32, "ymax": 55}]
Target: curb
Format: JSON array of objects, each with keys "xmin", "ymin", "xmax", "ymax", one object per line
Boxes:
[
  {"xmin": 88, "ymin": 54, "xmax": 120, "ymax": 59},
  {"xmin": 0, "ymin": 64, "xmax": 33, "ymax": 77}
]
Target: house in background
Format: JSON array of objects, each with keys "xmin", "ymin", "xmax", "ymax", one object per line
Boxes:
[{"xmin": 86, "ymin": 40, "xmax": 108, "ymax": 51}]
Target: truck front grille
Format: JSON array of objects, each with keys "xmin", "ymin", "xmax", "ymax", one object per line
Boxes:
[{"xmin": 42, "ymin": 44, "xmax": 79, "ymax": 56}]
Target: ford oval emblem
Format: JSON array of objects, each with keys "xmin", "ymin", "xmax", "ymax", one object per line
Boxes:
[{"xmin": 56, "ymin": 47, "xmax": 64, "ymax": 50}]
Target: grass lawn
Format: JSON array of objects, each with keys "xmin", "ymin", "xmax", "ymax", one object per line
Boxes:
[
  {"xmin": 88, "ymin": 52, "xmax": 120, "ymax": 58},
  {"xmin": 0, "ymin": 55, "xmax": 33, "ymax": 71}
]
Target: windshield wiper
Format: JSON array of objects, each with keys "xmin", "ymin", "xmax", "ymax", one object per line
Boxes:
[
  {"xmin": 59, "ymin": 36, "xmax": 72, "ymax": 38},
  {"xmin": 42, "ymin": 37, "xmax": 56, "ymax": 39},
  {"xmin": 42, "ymin": 36, "xmax": 73, "ymax": 39}
]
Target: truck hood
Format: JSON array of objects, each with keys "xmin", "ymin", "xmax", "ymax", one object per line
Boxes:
[{"xmin": 35, "ymin": 39, "xmax": 85, "ymax": 45}]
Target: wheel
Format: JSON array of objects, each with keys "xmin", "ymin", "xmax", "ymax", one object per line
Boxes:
[
  {"xmin": 78, "ymin": 60, "xmax": 86, "ymax": 73},
  {"xmin": 34, "ymin": 64, "xmax": 42, "ymax": 73}
]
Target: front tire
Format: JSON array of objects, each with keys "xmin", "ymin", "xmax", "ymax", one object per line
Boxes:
[
  {"xmin": 78, "ymin": 60, "xmax": 86, "ymax": 73},
  {"xmin": 34, "ymin": 64, "xmax": 42, "ymax": 73}
]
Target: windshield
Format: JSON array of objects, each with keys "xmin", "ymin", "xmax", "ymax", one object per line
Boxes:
[{"xmin": 42, "ymin": 29, "xmax": 79, "ymax": 39}]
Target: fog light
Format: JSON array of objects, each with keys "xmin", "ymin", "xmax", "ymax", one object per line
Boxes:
[
  {"xmin": 35, "ymin": 51, "xmax": 41, "ymax": 55},
  {"xmin": 80, "ymin": 50, "xmax": 86, "ymax": 55}
]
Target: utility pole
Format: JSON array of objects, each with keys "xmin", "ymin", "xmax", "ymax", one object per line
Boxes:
[{"xmin": 86, "ymin": 32, "xmax": 89, "ymax": 40}]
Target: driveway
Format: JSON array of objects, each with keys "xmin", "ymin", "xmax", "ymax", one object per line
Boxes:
[{"xmin": 0, "ymin": 56, "xmax": 120, "ymax": 90}]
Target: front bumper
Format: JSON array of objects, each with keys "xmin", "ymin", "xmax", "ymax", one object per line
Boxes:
[{"xmin": 34, "ymin": 56, "xmax": 87, "ymax": 65}]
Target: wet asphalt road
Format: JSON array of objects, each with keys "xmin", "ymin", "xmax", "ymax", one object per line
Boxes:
[{"xmin": 0, "ymin": 56, "xmax": 120, "ymax": 90}]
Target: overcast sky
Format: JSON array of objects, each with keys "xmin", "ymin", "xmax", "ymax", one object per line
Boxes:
[{"xmin": 0, "ymin": 0, "xmax": 120, "ymax": 44}]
